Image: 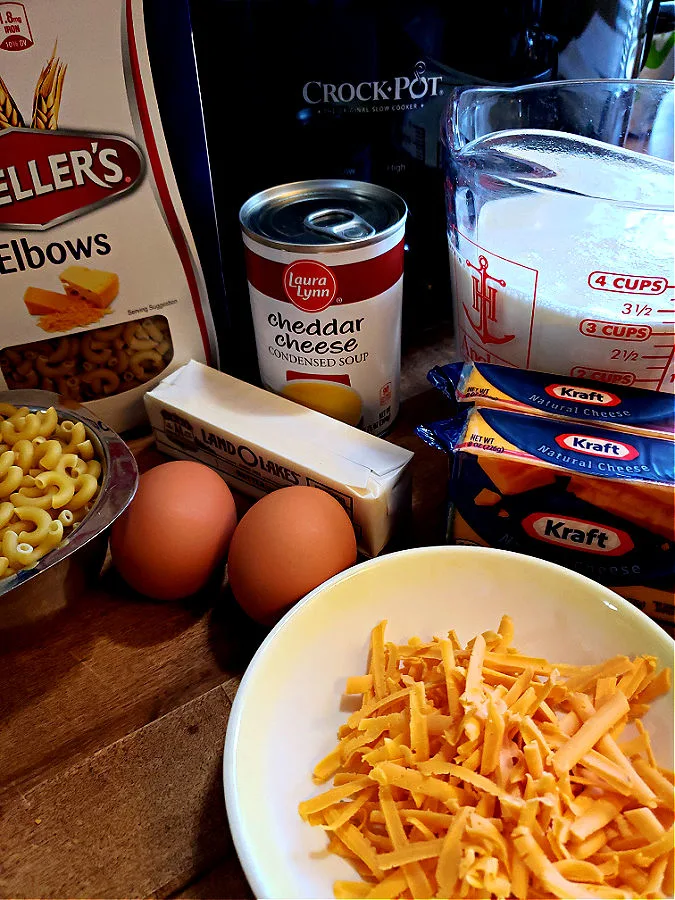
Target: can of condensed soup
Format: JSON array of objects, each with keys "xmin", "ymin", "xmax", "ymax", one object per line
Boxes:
[{"xmin": 240, "ymin": 180, "xmax": 407, "ymax": 436}]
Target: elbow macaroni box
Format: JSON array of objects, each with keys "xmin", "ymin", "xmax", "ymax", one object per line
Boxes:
[
  {"xmin": 144, "ymin": 360, "xmax": 414, "ymax": 557},
  {"xmin": 428, "ymin": 362, "xmax": 675, "ymax": 439},
  {"xmin": 417, "ymin": 406, "xmax": 675, "ymax": 634},
  {"xmin": 0, "ymin": 0, "xmax": 224, "ymax": 432}
]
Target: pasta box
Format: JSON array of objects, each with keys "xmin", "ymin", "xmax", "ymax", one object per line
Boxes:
[{"xmin": 0, "ymin": 0, "xmax": 226, "ymax": 433}]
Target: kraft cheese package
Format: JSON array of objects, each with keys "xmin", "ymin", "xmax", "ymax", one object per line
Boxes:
[
  {"xmin": 417, "ymin": 406, "xmax": 675, "ymax": 634},
  {"xmin": 0, "ymin": 0, "xmax": 225, "ymax": 432},
  {"xmin": 428, "ymin": 362, "xmax": 675, "ymax": 439},
  {"xmin": 144, "ymin": 360, "xmax": 414, "ymax": 557}
]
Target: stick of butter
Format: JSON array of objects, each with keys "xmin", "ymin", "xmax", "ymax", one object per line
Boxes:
[{"xmin": 144, "ymin": 360, "xmax": 414, "ymax": 556}]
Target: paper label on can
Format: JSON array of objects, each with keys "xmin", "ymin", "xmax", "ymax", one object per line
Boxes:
[{"xmin": 244, "ymin": 231, "xmax": 404, "ymax": 436}]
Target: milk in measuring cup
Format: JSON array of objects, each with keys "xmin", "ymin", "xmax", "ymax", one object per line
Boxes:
[{"xmin": 450, "ymin": 130, "xmax": 675, "ymax": 392}]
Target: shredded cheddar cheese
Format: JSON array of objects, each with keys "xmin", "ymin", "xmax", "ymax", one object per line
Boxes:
[
  {"xmin": 299, "ymin": 617, "xmax": 674, "ymax": 899},
  {"xmin": 38, "ymin": 298, "xmax": 110, "ymax": 332}
]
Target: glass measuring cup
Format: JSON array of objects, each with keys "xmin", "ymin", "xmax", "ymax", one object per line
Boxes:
[{"xmin": 443, "ymin": 79, "xmax": 674, "ymax": 392}]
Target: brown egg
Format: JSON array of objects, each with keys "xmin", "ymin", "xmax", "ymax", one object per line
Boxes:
[
  {"xmin": 110, "ymin": 460, "xmax": 237, "ymax": 600},
  {"xmin": 227, "ymin": 486, "xmax": 357, "ymax": 626}
]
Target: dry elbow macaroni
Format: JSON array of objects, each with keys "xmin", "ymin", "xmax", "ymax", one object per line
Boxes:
[
  {"xmin": 0, "ymin": 403, "xmax": 103, "ymax": 580},
  {"xmin": 0, "ymin": 315, "xmax": 173, "ymax": 404},
  {"xmin": 300, "ymin": 617, "xmax": 674, "ymax": 900}
]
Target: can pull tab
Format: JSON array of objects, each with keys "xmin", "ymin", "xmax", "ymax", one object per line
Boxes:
[{"xmin": 304, "ymin": 208, "xmax": 376, "ymax": 242}]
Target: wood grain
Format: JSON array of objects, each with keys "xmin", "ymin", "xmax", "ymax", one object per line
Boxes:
[{"xmin": 0, "ymin": 686, "xmax": 243, "ymax": 899}]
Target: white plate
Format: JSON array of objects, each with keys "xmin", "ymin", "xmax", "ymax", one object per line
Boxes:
[{"xmin": 223, "ymin": 545, "xmax": 675, "ymax": 900}]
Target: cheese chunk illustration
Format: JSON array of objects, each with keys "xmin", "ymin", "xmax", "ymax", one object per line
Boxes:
[
  {"xmin": 59, "ymin": 267, "xmax": 119, "ymax": 308},
  {"xmin": 23, "ymin": 286, "xmax": 73, "ymax": 316}
]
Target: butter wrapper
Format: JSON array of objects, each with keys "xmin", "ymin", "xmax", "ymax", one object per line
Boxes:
[
  {"xmin": 417, "ymin": 406, "xmax": 675, "ymax": 633},
  {"xmin": 145, "ymin": 360, "xmax": 413, "ymax": 556},
  {"xmin": 428, "ymin": 362, "xmax": 675, "ymax": 439}
]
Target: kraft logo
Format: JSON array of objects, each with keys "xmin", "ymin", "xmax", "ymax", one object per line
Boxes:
[
  {"xmin": 283, "ymin": 259, "xmax": 337, "ymax": 313},
  {"xmin": 522, "ymin": 514, "xmax": 634, "ymax": 556},
  {"xmin": 554, "ymin": 433, "xmax": 639, "ymax": 460},
  {"xmin": 545, "ymin": 384, "xmax": 621, "ymax": 406}
]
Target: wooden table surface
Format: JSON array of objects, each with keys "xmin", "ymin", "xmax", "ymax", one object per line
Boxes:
[{"xmin": 0, "ymin": 335, "xmax": 456, "ymax": 899}]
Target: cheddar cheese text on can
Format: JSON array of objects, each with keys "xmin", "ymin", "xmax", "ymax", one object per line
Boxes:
[{"xmin": 240, "ymin": 179, "xmax": 407, "ymax": 436}]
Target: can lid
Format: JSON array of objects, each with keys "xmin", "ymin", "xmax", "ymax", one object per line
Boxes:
[{"xmin": 240, "ymin": 179, "xmax": 407, "ymax": 251}]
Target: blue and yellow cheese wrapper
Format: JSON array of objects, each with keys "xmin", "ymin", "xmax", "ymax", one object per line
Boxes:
[
  {"xmin": 417, "ymin": 406, "xmax": 675, "ymax": 634},
  {"xmin": 428, "ymin": 362, "xmax": 675, "ymax": 439}
]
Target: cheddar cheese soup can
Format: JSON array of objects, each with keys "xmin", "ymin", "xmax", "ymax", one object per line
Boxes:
[{"xmin": 240, "ymin": 180, "xmax": 407, "ymax": 436}]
